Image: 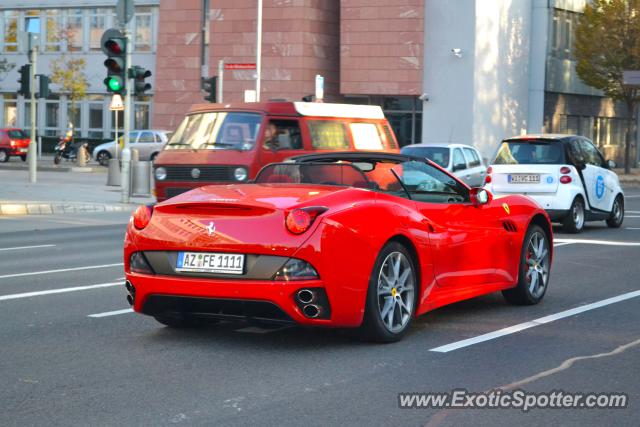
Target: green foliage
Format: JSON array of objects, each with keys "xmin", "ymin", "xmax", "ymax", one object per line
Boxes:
[
  {"xmin": 575, "ymin": 0, "xmax": 640, "ymax": 103},
  {"xmin": 50, "ymin": 57, "xmax": 88, "ymax": 103}
]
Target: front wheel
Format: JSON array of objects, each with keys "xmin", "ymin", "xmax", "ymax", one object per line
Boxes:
[
  {"xmin": 96, "ymin": 151, "xmax": 111, "ymax": 166},
  {"xmin": 358, "ymin": 242, "xmax": 417, "ymax": 343},
  {"xmin": 503, "ymin": 225, "xmax": 550, "ymax": 305},
  {"xmin": 562, "ymin": 197, "xmax": 585, "ymax": 233},
  {"xmin": 0, "ymin": 149, "xmax": 9, "ymax": 163},
  {"xmin": 53, "ymin": 153, "xmax": 62, "ymax": 165},
  {"xmin": 20, "ymin": 155, "xmax": 27, "ymax": 162},
  {"xmin": 606, "ymin": 195, "xmax": 624, "ymax": 228}
]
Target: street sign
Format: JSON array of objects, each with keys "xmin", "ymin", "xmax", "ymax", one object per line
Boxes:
[
  {"xmin": 623, "ymin": 70, "xmax": 640, "ymax": 86},
  {"xmin": 109, "ymin": 94, "xmax": 124, "ymax": 111},
  {"xmin": 225, "ymin": 63, "xmax": 257, "ymax": 70},
  {"xmin": 244, "ymin": 90, "xmax": 257, "ymax": 102},
  {"xmin": 116, "ymin": 0, "xmax": 135, "ymax": 25}
]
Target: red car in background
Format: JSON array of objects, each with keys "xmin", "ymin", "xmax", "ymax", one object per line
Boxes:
[
  {"xmin": 124, "ymin": 152, "xmax": 553, "ymax": 342},
  {"xmin": 0, "ymin": 128, "xmax": 30, "ymax": 162}
]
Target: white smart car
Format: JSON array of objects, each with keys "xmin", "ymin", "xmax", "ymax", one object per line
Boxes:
[{"xmin": 484, "ymin": 134, "xmax": 624, "ymax": 233}]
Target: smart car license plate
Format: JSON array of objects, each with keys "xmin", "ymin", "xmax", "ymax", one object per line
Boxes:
[
  {"xmin": 176, "ymin": 252, "xmax": 244, "ymax": 274},
  {"xmin": 508, "ymin": 174, "xmax": 540, "ymax": 184}
]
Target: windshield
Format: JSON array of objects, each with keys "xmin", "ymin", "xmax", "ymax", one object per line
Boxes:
[
  {"xmin": 165, "ymin": 112, "xmax": 262, "ymax": 151},
  {"xmin": 8, "ymin": 130, "xmax": 27, "ymax": 139},
  {"xmin": 256, "ymin": 159, "xmax": 468, "ymax": 203},
  {"xmin": 493, "ymin": 141, "xmax": 565, "ymax": 165},
  {"xmin": 400, "ymin": 146, "xmax": 450, "ymax": 168}
]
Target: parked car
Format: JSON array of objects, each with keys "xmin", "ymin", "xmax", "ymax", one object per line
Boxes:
[
  {"xmin": 93, "ymin": 130, "xmax": 172, "ymax": 166},
  {"xmin": 484, "ymin": 134, "xmax": 624, "ymax": 233},
  {"xmin": 153, "ymin": 101, "xmax": 400, "ymax": 201},
  {"xmin": 125, "ymin": 152, "xmax": 552, "ymax": 342},
  {"xmin": 401, "ymin": 143, "xmax": 487, "ymax": 187},
  {"xmin": 0, "ymin": 128, "xmax": 30, "ymax": 162}
]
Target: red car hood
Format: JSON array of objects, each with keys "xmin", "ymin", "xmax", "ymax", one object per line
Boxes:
[{"xmin": 136, "ymin": 184, "xmax": 350, "ymax": 254}]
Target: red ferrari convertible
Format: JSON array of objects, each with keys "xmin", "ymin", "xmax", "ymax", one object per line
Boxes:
[{"xmin": 124, "ymin": 152, "xmax": 552, "ymax": 342}]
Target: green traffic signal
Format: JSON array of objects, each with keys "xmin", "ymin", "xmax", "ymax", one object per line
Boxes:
[{"xmin": 107, "ymin": 77, "xmax": 123, "ymax": 92}]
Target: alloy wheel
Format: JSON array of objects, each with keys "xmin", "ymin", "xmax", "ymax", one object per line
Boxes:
[
  {"xmin": 377, "ymin": 251, "xmax": 415, "ymax": 333},
  {"xmin": 525, "ymin": 231, "xmax": 549, "ymax": 299}
]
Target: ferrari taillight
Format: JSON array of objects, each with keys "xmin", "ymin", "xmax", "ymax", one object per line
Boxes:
[
  {"xmin": 132, "ymin": 205, "xmax": 154, "ymax": 230},
  {"xmin": 285, "ymin": 206, "xmax": 328, "ymax": 235}
]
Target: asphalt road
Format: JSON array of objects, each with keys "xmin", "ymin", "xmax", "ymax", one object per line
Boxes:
[{"xmin": 1, "ymin": 190, "xmax": 640, "ymax": 426}]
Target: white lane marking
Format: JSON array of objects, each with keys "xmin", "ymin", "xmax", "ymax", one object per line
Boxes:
[
  {"xmin": 553, "ymin": 242, "xmax": 575, "ymax": 247},
  {"xmin": 624, "ymin": 195, "xmax": 640, "ymax": 198},
  {"xmin": 0, "ymin": 263, "xmax": 123, "ymax": 279},
  {"xmin": 626, "ymin": 215, "xmax": 640, "ymax": 218},
  {"xmin": 0, "ymin": 244, "xmax": 56, "ymax": 252},
  {"xmin": 88, "ymin": 308, "xmax": 133, "ymax": 318},
  {"xmin": 626, "ymin": 210, "xmax": 640, "ymax": 213},
  {"xmin": 626, "ymin": 228, "xmax": 640, "ymax": 230},
  {"xmin": 554, "ymin": 238, "xmax": 640, "ymax": 246},
  {"xmin": 0, "ymin": 280, "xmax": 123, "ymax": 301},
  {"xmin": 430, "ymin": 290, "xmax": 640, "ymax": 353}
]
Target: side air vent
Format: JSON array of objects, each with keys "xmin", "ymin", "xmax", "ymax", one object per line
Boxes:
[{"xmin": 502, "ymin": 220, "xmax": 518, "ymax": 233}]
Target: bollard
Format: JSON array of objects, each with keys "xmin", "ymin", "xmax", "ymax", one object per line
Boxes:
[
  {"xmin": 107, "ymin": 158, "xmax": 121, "ymax": 186},
  {"xmin": 131, "ymin": 161, "xmax": 151, "ymax": 196},
  {"xmin": 131, "ymin": 149, "xmax": 139, "ymax": 162},
  {"xmin": 77, "ymin": 144, "xmax": 89, "ymax": 166}
]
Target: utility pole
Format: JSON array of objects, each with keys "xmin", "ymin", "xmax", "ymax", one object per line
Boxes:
[
  {"xmin": 121, "ymin": 26, "xmax": 132, "ymax": 203},
  {"xmin": 28, "ymin": 36, "xmax": 38, "ymax": 183},
  {"xmin": 218, "ymin": 59, "xmax": 224, "ymax": 103},
  {"xmin": 255, "ymin": 0, "xmax": 262, "ymax": 102}
]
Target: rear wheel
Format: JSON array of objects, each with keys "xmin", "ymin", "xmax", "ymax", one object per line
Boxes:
[
  {"xmin": 606, "ymin": 195, "xmax": 624, "ymax": 228},
  {"xmin": 358, "ymin": 242, "xmax": 417, "ymax": 343},
  {"xmin": 0, "ymin": 149, "xmax": 9, "ymax": 162},
  {"xmin": 562, "ymin": 196, "xmax": 585, "ymax": 233},
  {"xmin": 96, "ymin": 150, "xmax": 111, "ymax": 166},
  {"xmin": 503, "ymin": 225, "xmax": 550, "ymax": 305}
]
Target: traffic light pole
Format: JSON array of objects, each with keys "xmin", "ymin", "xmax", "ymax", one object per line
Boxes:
[
  {"xmin": 121, "ymin": 28, "xmax": 132, "ymax": 204},
  {"xmin": 28, "ymin": 36, "xmax": 38, "ymax": 184}
]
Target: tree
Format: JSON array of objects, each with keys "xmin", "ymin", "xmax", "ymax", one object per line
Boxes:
[
  {"xmin": 0, "ymin": 58, "xmax": 16, "ymax": 82},
  {"xmin": 575, "ymin": 0, "xmax": 640, "ymax": 173},
  {"xmin": 50, "ymin": 57, "xmax": 88, "ymax": 134}
]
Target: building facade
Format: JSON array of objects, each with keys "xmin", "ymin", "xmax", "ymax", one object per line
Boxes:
[{"xmin": 0, "ymin": 0, "xmax": 160, "ymax": 140}]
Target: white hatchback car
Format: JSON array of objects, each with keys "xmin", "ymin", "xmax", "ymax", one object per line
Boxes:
[
  {"xmin": 401, "ymin": 143, "xmax": 487, "ymax": 187},
  {"xmin": 485, "ymin": 134, "xmax": 624, "ymax": 233}
]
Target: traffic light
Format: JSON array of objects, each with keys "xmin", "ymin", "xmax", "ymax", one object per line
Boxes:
[
  {"xmin": 203, "ymin": 76, "xmax": 217, "ymax": 102},
  {"xmin": 130, "ymin": 66, "xmax": 152, "ymax": 96},
  {"xmin": 101, "ymin": 29, "xmax": 126, "ymax": 94},
  {"xmin": 38, "ymin": 75, "xmax": 50, "ymax": 99},
  {"xmin": 18, "ymin": 64, "xmax": 31, "ymax": 97}
]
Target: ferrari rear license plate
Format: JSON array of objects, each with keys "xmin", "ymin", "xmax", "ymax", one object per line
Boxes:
[
  {"xmin": 176, "ymin": 252, "xmax": 244, "ymax": 274},
  {"xmin": 509, "ymin": 174, "xmax": 540, "ymax": 184}
]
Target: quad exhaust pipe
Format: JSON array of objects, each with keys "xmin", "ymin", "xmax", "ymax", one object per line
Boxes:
[
  {"xmin": 295, "ymin": 288, "xmax": 329, "ymax": 319},
  {"xmin": 125, "ymin": 280, "xmax": 135, "ymax": 306},
  {"xmin": 302, "ymin": 304, "xmax": 321, "ymax": 318},
  {"xmin": 297, "ymin": 289, "xmax": 315, "ymax": 304}
]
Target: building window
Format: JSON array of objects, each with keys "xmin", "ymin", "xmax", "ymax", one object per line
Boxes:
[
  {"xmin": 66, "ymin": 9, "xmax": 84, "ymax": 52},
  {"xmin": 45, "ymin": 96, "xmax": 61, "ymax": 136},
  {"xmin": 45, "ymin": 10, "xmax": 63, "ymax": 52},
  {"xmin": 134, "ymin": 100, "xmax": 150, "ymax": 129},
  {"xmin": 134, "ymin": 7, "xmax": 153, "ymax": 51},
  {"xmin": 88, "ymin": 97, "xmax": 104, "ymax": 138},
  {"xmin": 68, "ymin": 102, "xmax": 82, "ymax": 131},
  {"xmin": 89, "ymin": 9, "xmax": 108, "ymax": 51},
  {"xmin": 554, "ymin": 114, "xmax": 632, "ymax": 148},
  {"xmin": 2, "ymin": 94, "xmax": 17, "ymax": 127},
  {"xmin": 3, "ymin": 11, "xmax": 19, "ymax": 53},
  {"xmin": 551, "ymin": 9, "xmax": 579, "ymax": 60}
]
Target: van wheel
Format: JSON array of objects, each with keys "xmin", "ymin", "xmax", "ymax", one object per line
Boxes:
[
  {"xmin": 606, "ymin": 195, "xmax": 624, "ymax": 228},
  {"xmin": 562, "ymin": 197, "xmax": 585, "ymax": 233},
  {"xmin": 20, "ymin": 155, "xmax": 27, "ymax": 162}
]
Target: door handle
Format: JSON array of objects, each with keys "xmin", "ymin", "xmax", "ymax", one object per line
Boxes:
[{"xmin": 421, "ymin": 218, "xmax": 436, "ymax": 233}]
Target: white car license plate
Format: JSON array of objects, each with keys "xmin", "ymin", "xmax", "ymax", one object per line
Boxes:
[
  {"xmin": 509, "ymin": 174, "xmax": 540, "ymax": 184},
  {"xmin": 176, "ymin": 252, "xmax": 244, "ymax": 274},
  {"xmin": 19, "ymin": 148, "xmax": 28, "ymax": 153}
]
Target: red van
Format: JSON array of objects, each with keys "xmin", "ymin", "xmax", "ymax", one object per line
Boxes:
[
  {"xmin": 153, "ymin": 101, "xmax": 399, "ymax": 201},
  {"xmin": 0, "ymin": 128, "xmax": 30, "ymax": 162}
]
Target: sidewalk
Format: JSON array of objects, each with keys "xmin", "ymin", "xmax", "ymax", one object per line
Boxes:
[
  {"xmin": 0, "ymin": 165, "xmax": 154, "ymax": 216},
  {"xmin": 614, "ymin": 168, "xmax": 640, "ymax": 185},
  {"xmin": 0, "ymin": 154, "xmax": 105, "ymax": 173}
]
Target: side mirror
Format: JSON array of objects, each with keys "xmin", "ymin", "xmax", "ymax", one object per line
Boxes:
[
  {"xmin": 453, "ymin": 163, "xmax": 466, "ymax": 172},
  {"xmin": 606, "ymin": 159, "xmax": 617, "ymax": 169},
  {"xmin": 470, "ymin": 188, "xmax": 492, "ymax": 207}
]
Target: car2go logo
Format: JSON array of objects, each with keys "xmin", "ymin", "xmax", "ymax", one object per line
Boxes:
[{"xmin": 596, "ymin": 175, "xmax": 605, "ymax": 199}]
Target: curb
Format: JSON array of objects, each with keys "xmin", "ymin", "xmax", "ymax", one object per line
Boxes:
[
  {"xmin": 0, "ymin": 201, "xmax": 138, "ymax": 216},
  {"xmin": 0, "ymin": 163, "xmax": 105, "ymax": 173}
]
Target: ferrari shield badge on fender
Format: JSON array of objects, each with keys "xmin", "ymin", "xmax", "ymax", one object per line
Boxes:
[{"xmin": 502, "ymin": 203, "xmax": 510, "ymax": 215}]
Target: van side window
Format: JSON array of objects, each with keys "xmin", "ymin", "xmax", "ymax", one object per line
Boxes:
[
  {"xmin": 382, "ymin": 125, "xmax": 398, "ymax": 149},
  {"xmin": 350, "ymin": 123, "xmax": 384, "ymax": 150},
  {"xmin": 308, "ymin": 120, "xmax": 349, "ymax": 150},
  {"xmin": 263, "ymin": 120, "xmax": 302, "ymax": 150}
]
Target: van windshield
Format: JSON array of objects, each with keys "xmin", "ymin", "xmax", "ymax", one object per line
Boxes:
[{"xmin": 164, "ymin": 112, "xmax": 262, "ymax": 151}]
